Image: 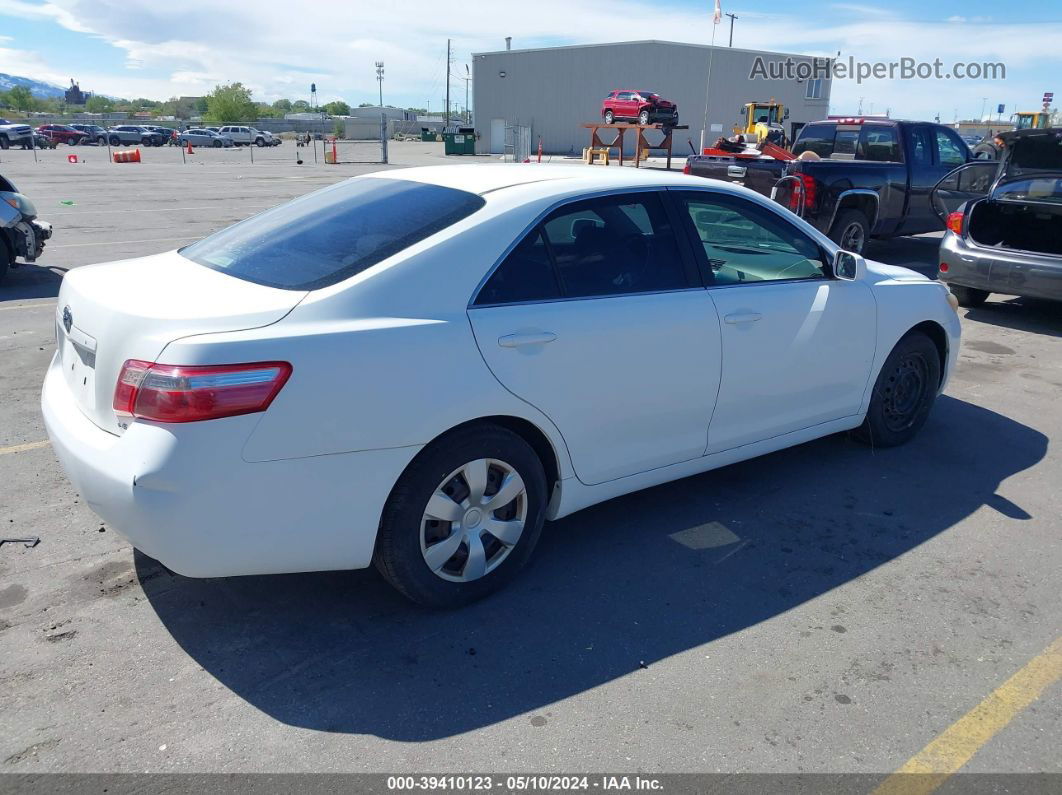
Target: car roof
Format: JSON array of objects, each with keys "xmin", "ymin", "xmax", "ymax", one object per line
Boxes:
[{"xmin": 360, "ymin": 164, "xmax": 769, "ymax": 205}]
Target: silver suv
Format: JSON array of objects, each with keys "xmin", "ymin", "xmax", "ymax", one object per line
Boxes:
[
  {"xmin": 218, "ymin": 126, "xmax": 278, "ymax": 147},
  {"xmin": 0, "ymin": 118, "xmax": 35, "ymax": 150}
]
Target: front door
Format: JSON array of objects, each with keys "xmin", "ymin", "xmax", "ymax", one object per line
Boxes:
[
  {"xmin": 489, "ymin": 118, "xmax": 505, "ymax": 154},
  {"xmin": 469, "ymin": 190, "xmax": 721, "ymax": 485},
  {"xmin": 672, "ymin": 190, "xmax": 877, "ymax": 453},
  {"xmin": 903, "ymin": 125, "xmax": 972, "ymax": 234}
]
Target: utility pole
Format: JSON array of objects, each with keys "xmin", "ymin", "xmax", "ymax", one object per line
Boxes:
[
  {"xmin": 463, "ymin": 64, "xmax": 471, "ymax": 124},
  {"xmin": 375, "ymin": 61, "xmax": 384, "ymax": 108},
  {"xmin": 980, "ymin": 97, "xmax": 987, "ymax": 120},
  {"xmin": 445, "ymin": 38, "xmax": 451, "ymax": 128},
  {"xmin": 725, "ymin": 13, "xmax": 737, "ymax": 47}
]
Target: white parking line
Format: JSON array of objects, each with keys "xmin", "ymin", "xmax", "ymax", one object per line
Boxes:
[
  {"xmin": 49, "ymin": 236, "xmax": 197, "ymax": 249},
  {"xmin": 49, "ymin": 204, "xmax": 279, "ymax": 216},
  {"xmin": 0, "ymin": 302, "xmax": 57, "ymax": 312}
]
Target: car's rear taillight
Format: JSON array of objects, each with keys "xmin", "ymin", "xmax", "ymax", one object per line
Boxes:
[
  {"xmin": 683, "ymin": 162, "xmax": 691, "ymax": 175},
  {"xmin": 946, "ymin": 211, "xmax": 964, "ymax": 236},
  {"xmin": 788, "ymin": 173, "xmax": 817, "ymax": 213},
  {"xmin": 113, "ymin": 360, "xmax": 292, "ymax": 423}
]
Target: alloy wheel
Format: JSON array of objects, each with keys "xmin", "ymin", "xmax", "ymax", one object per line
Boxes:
[
  {"xmin": 840, "ymin": 221, "xmax": 865, "ymax": 253},
  {"xmin": 420, "ymin": 458, "xmax": 527, "ymax": 583}
]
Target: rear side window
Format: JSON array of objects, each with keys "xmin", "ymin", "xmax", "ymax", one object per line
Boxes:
[
  {"xmin": 474, "ymin": 192, "xmax": 690, "ymax": 305},
  {"xmin": 476, "ymin": 229, "xmax": 561, "ymax": 305},
  {"xmin": 860, "ymin": 127, "xmax": 901, "ymax": 162},
  {"xmin": 181, "ymin": 178, "xmax": 485, "ymax": 290}
]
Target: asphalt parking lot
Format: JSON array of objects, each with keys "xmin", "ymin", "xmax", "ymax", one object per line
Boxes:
[{"xmin": 0, "ymin": 144, "xmax": 1059, "ymax": 777}]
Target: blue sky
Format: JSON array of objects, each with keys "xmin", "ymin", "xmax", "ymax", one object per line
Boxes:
[{"xmin": 1, "ymin": 0, "xmax": 1059, "ymax": 120}]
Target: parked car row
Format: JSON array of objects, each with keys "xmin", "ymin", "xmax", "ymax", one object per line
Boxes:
[{"xmin": 1, "ymin": 122, "xmax": 283, "ymax": 149}]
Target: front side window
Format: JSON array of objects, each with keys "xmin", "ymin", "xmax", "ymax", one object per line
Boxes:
[
  {"xmin": 935, "ymin": 129, "xmax": 968, "ymax": 167},
  {"xmin": 181, "ymin": 178, "xmax": 485, "ymax": 290},
  {"xmin": 679, "ymin": 194, "xmax": 827, "ymax": 285},
  {"xmin": 474, "ymin": 192, "xmax": 690, "ymax": 305}
]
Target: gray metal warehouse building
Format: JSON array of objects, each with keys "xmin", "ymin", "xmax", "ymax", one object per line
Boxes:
[{"xmin": 471, "ymin": 40, "xmax": 832, "ymax": 156}]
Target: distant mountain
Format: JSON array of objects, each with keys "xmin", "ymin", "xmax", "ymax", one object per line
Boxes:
[{"xmin": 0, "ymin": 74, "xmax": 67, "ymax": 99}]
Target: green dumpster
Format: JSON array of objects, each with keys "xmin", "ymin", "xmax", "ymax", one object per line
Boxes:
[
  {"xmin": 420, "ymin": 128, "xmax": 437, "ymax": 142},
  {"xmin": 443, "ymin": 128, "xmax": 476, "ymax": 155}
]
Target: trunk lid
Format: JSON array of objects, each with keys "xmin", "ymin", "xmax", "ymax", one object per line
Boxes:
[{"xmin": 55, "ymin": 250, "xmax": 306, "ymax": 434}]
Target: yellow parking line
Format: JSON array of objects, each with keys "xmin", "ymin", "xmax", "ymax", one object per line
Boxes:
[
  {"xmin": 873, "ymin": 636, "xmax": 1062, "ymax": 795},
  {"xmin": 0, "ymin": 440, "xmax": 51, "ymax": 456}
]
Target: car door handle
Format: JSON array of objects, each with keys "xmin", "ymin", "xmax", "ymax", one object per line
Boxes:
[
  {"xmin": 498, "ymin": 331, "xmax": 557, "ymax": 348},
  {"xmin": 723, "ymin": 312, "xmax": 763, "ymax": 325}
]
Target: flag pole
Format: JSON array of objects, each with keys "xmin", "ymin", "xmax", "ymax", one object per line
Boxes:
[{"xmin": 700, "ymin": 2, "xmax": 721, "ymax": 153}]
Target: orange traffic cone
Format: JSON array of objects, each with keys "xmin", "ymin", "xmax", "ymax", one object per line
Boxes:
[
  {"xmin": 67, "ymin": 154, "xmax": 78, "ymax": 164},
  {"xmin": 132, "ymin": 148, "xmax": 141, "ymax": 163},
  {"xmin": 186, "ymin": 140, "xmax": 194, "ymax": 155}
]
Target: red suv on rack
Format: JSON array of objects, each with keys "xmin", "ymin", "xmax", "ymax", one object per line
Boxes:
[
  {"xmin": 601, "ymin": 90, "xmax": 678, "ymax": 126},
  {"xmin": 36, "ymin": 124, "xmax": 89, "ymax": 146}
]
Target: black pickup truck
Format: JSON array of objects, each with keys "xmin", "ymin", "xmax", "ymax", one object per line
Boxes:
[{"xmin": 684, "ymin": 119, "xmax": 978, "ymax": 253}]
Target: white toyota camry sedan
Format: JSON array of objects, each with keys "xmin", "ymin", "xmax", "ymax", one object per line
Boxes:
[{"xmin": 42, "ymin": 165, "xmax": 960, "ymax": 606}]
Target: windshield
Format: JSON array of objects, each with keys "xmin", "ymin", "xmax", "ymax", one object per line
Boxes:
[
  {"xmin": 180, "ymin": 177, "xmax": 486, "ymax": 290},
  {"xmin": 753, "ymin": 105, "xmax": 780, "ymax": 124}
]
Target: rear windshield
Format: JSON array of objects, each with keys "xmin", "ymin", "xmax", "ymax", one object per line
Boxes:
[
  {"xmin": 180, "ymin": 177, "xmax": 486, "ymax": 290},
  {"xmin": 793, "ymin": 123, "xmax": 901, "ymax": 162}
]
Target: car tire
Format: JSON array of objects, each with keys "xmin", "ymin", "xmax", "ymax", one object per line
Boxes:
[
  {"xmin": 852, "ymin": 331, "xmax": 941, "ymax": 448},
  {"xmin": 70, "ymin": 138, "xmax": 80, "ymax": 146},
  {"xmin": 638, "ymin": 109, "xmax": 650, "ymax": 125},
  {"xmin": 374, "ymin": 424, "xmax": 549, "ymax": 608},
  {"xmin": 0, "ymin": 136, "xmax": 8, "ymax": 150},
  {"xmin": 948, "ymin": 284, "xmax": 989, "ymax": 308},
  {"xmin": 213, "ymin": 139, "xmax": 222, "ymax": 148},
  {"xmin": 830, "ymin": 209, "xmax": 870, "ymax": 254},
  {"xmin": 0, "ymin": 237, "xmax": 12, "ymax": 285},
  {"xmin": 603, "ymin": 110, "xmax": 614, "ymax": 124}
]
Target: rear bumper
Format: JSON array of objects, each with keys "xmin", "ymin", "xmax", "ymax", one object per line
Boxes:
[
  {"xmin": 939, "ymin": 230, "xmax": 1062, "ymax": 301},
  {"xmin": 41, "ymin": 353, "xmax": 421, "ymax": 578}
]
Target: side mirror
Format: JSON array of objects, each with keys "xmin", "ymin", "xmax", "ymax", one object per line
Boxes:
[
  {"xmin": 783, "ymin": 108, "xmax": 790, "ymax": 120},
  {"xmin": 740, "ymin": 106, "xmax": 747, "ymax": 116},
  {"xmin": 834, "ymin": 250, "xmax": 865, "ymax": 281}
]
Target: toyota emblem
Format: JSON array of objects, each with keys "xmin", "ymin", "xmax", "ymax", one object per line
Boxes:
[{"xmin": 62, "ymin": 306, "xmax": 73, "ymax": 334}]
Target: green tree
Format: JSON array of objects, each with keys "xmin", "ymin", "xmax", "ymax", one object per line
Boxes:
[
  {"xmin": 85, "ymin": 95, "xmax": 115, "ymax": 114},
  {"xmin": 292, "ymin": 99, "xmax": 310, "ymax": 111},
  {"xmin": 322, "ymin": 100, "xmax": 350, "ymax": 116},
  {"xmin": 203, "ymin": 82, "xmax": 257, "ymax": 123},
  {"xmin": 272, "ymin": 98, "xmax": 292, "ymax": 112},
  {"xmin": 6, "ymin": 85, "xmax": 35, "ymax": 112}
]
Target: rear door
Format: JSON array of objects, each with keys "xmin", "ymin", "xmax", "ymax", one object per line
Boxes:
[
  {"xmin": 929, "ymin": 161, "xmax": 999, "ymax": 222},
  {"xmin": 672, "ymin": 189, "xmax": 876, "ymax": 452},
  {"xmin": 469, "ymin": 190, "xmax": 721, "ymax": 485},
  {"xmin": 903, "ymin": 125, "xmax": 971, "ymax": 233}
]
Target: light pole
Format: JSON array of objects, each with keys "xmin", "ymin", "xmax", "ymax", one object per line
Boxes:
[
  {"xmin": 980, "ymin": 97, "xmax": 987, "ymax": 120},
  {"xmin": 725, "ymin": 13, "xmax": 737, "ymax": 47},
  {"xmin": 375, "ymin": 61, "xmax": 385, "ymax": 108}
]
